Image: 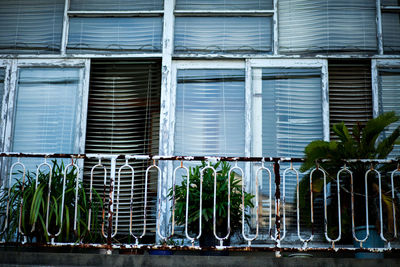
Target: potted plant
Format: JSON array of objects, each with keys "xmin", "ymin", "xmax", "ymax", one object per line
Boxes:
[
  {"xmin": 170, "ymin": 161, "xmax": 254, "ymax": 252},
  {"xmin": 0, "ymin": 160, "xmax": 103, "ymax": 244},
  {"xmin": 299, "ymin": 112, "xmax": 400, "ymax": 252}
]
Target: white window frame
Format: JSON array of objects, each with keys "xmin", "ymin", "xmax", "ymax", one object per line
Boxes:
[
  {"xmin": 1, "ymin": 59, "xmax": 90, "ymax": 155},
  {"xmin": 247, "ymin": 59, "xmax": 330, "ymax": 155},
  {"xmin": 371, "ymin": 59, "xmax": 400, "ymax": 117},
  {"xmin": 378, "ymin": 0, "xmax": 400, "ymax": 55}
]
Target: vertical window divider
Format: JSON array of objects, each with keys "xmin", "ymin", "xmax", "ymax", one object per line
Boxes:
[
  {"xmin": 371, "ymin": 59, "xmax": 380, "ymax": 118},
  {"xmin": 321, "ymin": 60, "xmax": 330, "ymax": 141},
  {"xmin": 158, "ymin": 0, "xmax": 175, "ymax": 241},
  {"xmin": 273, "ymin": 0, "xmax": 279, "ymax": 55},
  {"xmin": 377, "ymin": 0, "xmax": 384, "ymax": 55},
  {"xmin": 61, "ymin": 0, "xmax": 71, "ymax": 56}
]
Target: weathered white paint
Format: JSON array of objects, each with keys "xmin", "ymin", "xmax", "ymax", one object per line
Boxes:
[
  {"xmin": 376, "ymin": 0, "xmax": 384, "ymax": 55},
  {"xmin": 61, "ymin": 0, "xmax": 70, "ymax": 56},
  {"xmin": 174, "ymin": 10, "xmax": 274, "ymax": 16},
  {"xmin": 273, "ymin": 0, "xmax": 278, "ymax": 55},
  {"xmin": 158, "ymin": 0, "xmax": 175, "ymax": 241},
  {"xmin": 249, "ymin": 59, "xmax": 326, "ymax": 68},
  {"xmin": 173, "ymin": 60, "xmax": 245, "ymax": 69},
  {"xmin": 371, "ymin": 60, "xmax": 379, "ymax": 118},
  {"xmin": 16, "ymin": 59, "xmax": 86, "ymax": 67},
  {"xmin": 68, "ymin": 10, "xmax": 164, "ymax": 17},
  {"xmin": 321, "ymin": 60, "xmax": 330, "ymax": 141}
]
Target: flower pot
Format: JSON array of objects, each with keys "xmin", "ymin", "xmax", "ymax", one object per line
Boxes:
[{"xmin": 354, "ymin": 225, "xmax": 384, "ymax": 259}]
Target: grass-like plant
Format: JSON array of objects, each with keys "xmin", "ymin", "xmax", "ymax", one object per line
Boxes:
[
  {"xmin": 0, "ymin": 160, "xmax": 103, "ymax": 243},
  {"xmin": 170, "ymin": 161, "xmax": 254, "ymax": 243}
]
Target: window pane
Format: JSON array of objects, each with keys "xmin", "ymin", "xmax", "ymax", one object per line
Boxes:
[
  {"xmin": 0, "ymin": 0, "xmax": 64, "ymax": 54},
  {"xmin": 174, "ymin": 17, "xmax": 271, "ymax": 54},
  {"xmin": 12, "ymin": 68, "xmax": 81, "ymax": 154},
  {"xmin": 70, "ymin": 0, "xmax": 164, "ymax": 11},
  {"xmin": 279, "ymin": 0, "xmax": 377, "ymax": 53},
  {"xmin": 68, "ymin": 17, "xmax": 163, "ymax": 53},
  {"xmin": 260, "ymin": 68, "xmax": 323, "ymax": 157},
  {"xmin": 175, "ymin": 69, "xmax": 245, "ymax": 156},
  {"xmin": 379, "ymin": 69, "xmax": 400, "ymax": 156},
  {"xmin": 382, "ymin": 0, "xmax": 400, "ymax": 5},
  {"xmin": 175, "ymin": 0, "xmax": 272, "ymax": 10},
  {"xmin": 328, "ymin": 60, "xmax": 372, "ymax": 139},
  {"xmin": 382, "ymin": 13, "xmax": 400, "ymax": 53}
]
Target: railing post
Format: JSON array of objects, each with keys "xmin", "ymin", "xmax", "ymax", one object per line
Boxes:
[
  {"xmin": 107, "ymin": 156, "xmax": 117, "ymax": 250},
  {"xmin": 273, "ymin": 159, "xmax": 281, "ymax": 257}
]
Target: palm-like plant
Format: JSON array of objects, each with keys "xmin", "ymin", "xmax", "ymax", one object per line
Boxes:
[{"xmin": 299, "ymin": 111, "xmax": 400, "ymax": 241}]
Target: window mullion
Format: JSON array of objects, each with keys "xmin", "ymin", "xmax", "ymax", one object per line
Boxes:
[{"xmin": 61, "ymin": 0, "xmax": 70, "ymax": 56}]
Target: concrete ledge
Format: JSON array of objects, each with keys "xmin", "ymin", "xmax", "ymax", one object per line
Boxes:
[{"xmin": 0, "ymin": 251, "xmax": 399, "ymax": 267}]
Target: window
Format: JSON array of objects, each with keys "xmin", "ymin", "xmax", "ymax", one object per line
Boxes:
[
  {"xmin": 0, "ymin": 0, "xmax": 64, "ymax": 54},
  {"xmin": 376, "ymin": 61, "xmax": 400, "ymax": 156},
  {"xmin": 174, "ymin": 0, "xmax": 273, "ymax": 54},
  {"xmin": 174, "ymin": 68, "xmax": 245, "ymax": 156},
  {"xmin": 381, "ymin": 0, "xmax": 400, "ymax": 53},
  {"xmin": 279, "ymin": 0, "xmax": 377, "ymax": 54},
  {"xmin": 84, "ymin": 60, "xmax": 161, "ymax": 236},
  {"xmin": 0, "ymin": 60, "xmax": 88, "ymax": 171},
  {"xmin": 328, "ymin": 60, "xmax": 373, "ymax": 138},
  {"xmin": 67, "ymin": 0, "xmax": 164, "ymax": 54},
  {"xmin": 12, "ymin": 68, "xmax": 82, "ymax": 154}
]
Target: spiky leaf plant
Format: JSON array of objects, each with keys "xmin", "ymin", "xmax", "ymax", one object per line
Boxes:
[
  {"xmin": 0, "ymin": 160, "xmax": 103, "ymax": 243},
  {"xmin": 299, "ymin": 112, "xmax": 400, "ymax": 241},
  {"xmin": 170, "ymin": 161, "xmax": 254, "ymax": 243}
]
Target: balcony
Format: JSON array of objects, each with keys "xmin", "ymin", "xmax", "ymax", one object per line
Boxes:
[{"xmin": 0, "ymin": 152, "xmax": 399, "ymax": 266}]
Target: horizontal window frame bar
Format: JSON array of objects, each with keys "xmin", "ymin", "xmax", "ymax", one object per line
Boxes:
[
  {"xmin": 174, "ymin": 10, "xmax": 274, "ymax": 17},
  {"xmin": 381, "ymin": 6, "xmax": 400, "ymax": 12},
  {"xmin": 68, "ymin": 10, "xmax": 164, "ymax": 17}
]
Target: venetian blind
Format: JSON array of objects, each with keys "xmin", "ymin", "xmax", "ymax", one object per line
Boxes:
[
  {"xmin": 382, "ymin": 12, "xmax": 400, "ymax": 53},
  {"xmin": 174, "ymin": 17, "xmax": 272, "ymax": 54},
  {"xmin": 174, "ymin": 69, "xmax": 245, "ymax": 156},
  {"xmin": 379, "ymin": 69, "xmax": 400, "ymax": 156},
  {"xmin": 328, "ymin": 60, "xmax": 372, "ymax": 138},
  {"xmin": 84, "ymin": 60, "xmax": 161, "ymax": 236},
  {"xmin": 67, "ymin": 17, "xmax": 163, "ymax": 53},
  {"xmin": 12, "ymin": 68, "xmax": 81, "ymax": 154},
  {"xmin": 0, "ymin": 0, "xmax": 64, "ymax": 54},
  {"xmin": 175, "ymin": 0, "xmax": 273, "ymax": 10},
  {"xmin": 70, "ymin": 0, "xmax": 164, "ymax": 11},
  {"xmin": 278, "ymin": 0, "xmax": 377, "ymax": 54}
]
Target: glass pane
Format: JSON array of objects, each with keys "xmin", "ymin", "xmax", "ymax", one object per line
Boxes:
[
  {"xmin": 70, "ymin": 0, "xmax": 164, "ymax": 11},
  {"xmin": 382, "ymin": 0, "xmax": 400, "ymax": 5},
  {"xmin": 175, "ymin": 0, "xmax": 272, "ymax": 10},
  {"xmin": 260, "ymin": 68, "xmax": 323, "ymax": 157},
  {"xmin": 174, "ymin": 17, "xmax": 271, "ymax": 54},
  {"xmin": 12, "ymin": 68, "xmax": 81, "ymax": 154},
  {"xmin": 279, "ymin": 0, "xmax": 377, "ymax": 53},
  {"xmin": 383, "ymin": 13, "xmax": 400, "ymax": 53},
  {"xmin": 379, "ymin": 69, "xmax": 400, "ymax": 156},
  {"xmin": 0, "ymin": 0, "xmax": 64, "ymax": 54},
  {"xmin": 259, "ymin": 68, "xmax": 323, "ymax": 203},
  {"xmin": 68, "ymin": 17, "xmax": 163, "ymax": 53},
  {"xmin": 175, "ymin": 69, "xmax": 245, "ymax": 156}
]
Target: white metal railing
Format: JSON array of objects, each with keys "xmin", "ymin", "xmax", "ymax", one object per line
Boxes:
[{"xmin": 0, "ymin": 152, "xmax": 399, "ymax": 253}]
